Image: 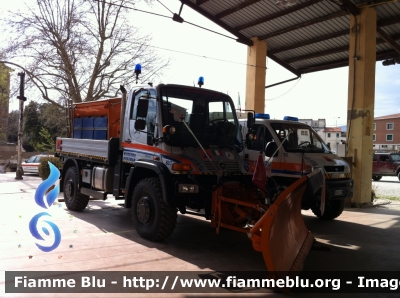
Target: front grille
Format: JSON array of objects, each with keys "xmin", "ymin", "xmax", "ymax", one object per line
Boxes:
[
  {"xmin": 203, "ymin": 161, "xmax": 239, "ymax": 172},
  {"xmin": 324, "ymin": 166, "xmax": 345, "ymax": 172},
  {"xmin": 325, "ymin": 173, "xmax": 351, "ymax": 179},
  {"xmin": 326, "ymin": 181, "xmax": 352, "ymax": 188}
]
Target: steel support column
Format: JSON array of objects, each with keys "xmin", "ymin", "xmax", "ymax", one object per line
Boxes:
[
  {"xmin": 347, "ymin": 8, "xmax": 376, "ymax": 205},
  {"xmin": 245, "ymin": 37, "xmax": 267, "ymax": 113}
]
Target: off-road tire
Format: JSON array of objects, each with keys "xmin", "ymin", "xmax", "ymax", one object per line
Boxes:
[
  {"xmin": 131, "ymin": 177, "xmax": 177, "ymax": 241},
  {"xmin": 63, "ymin": 166, "xmax": 89, "ymax": 211},
  {"xmin": 311, "ymin": 197, "xmax": 345, "ymax": 220},
  {"xmin": 372, "ymin": 176, "xmax": 382, "ymax": 181}
]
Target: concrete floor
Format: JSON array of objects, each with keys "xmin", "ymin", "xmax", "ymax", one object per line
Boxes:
[{"xmin": 1, "ymin": 172, "xmax": 400, "ymax": 297}]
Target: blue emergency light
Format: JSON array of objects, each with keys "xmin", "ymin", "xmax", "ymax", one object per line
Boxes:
[
  {"xmin": 135, "ymin": 63, "xmax": 142, "ymax": 74},
  {"xmin": 134, "ymin": 64, "xmax": 142, "ymax": 84},
  {"xmin": 283, "ymin": 116, "xmax": 298, "ymax": 121},
  {"xmin": 255, "ymin": 113, "xmax": 270, "ymax": 119},
  {"xmin": 198, "ymin": 76, "xmax": 204, "ymax": 87}
]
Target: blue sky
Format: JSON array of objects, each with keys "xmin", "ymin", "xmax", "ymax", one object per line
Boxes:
[{"xmin": 2, "ymin": 0, "xmax": 399, "ymax": 127}]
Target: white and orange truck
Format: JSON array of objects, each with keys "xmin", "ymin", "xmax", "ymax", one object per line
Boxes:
[
  {"xmin": 55, "ymin": 80, "xmax": 323, "ymax": 272},
  {"xmin": 239, "ymin": 113, "xmax": 354, "ymax": 220}
]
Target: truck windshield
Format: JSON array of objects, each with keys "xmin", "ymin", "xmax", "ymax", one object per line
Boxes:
[
  {"xmin": 270, "ymin": 122, "xmax": 330, "ymax": 153},
  {"xmin": 160, "ymin": 86, "xmax": 243, "ymax": 150}
]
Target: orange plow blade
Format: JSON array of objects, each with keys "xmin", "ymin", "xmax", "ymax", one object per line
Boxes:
[
  {"xmin": 254, "ymin": 176, "xmax": 314, "ymax": 272},
  {"xmin": 211, "ymin": 171, "xmax": 323, "ymax": 273}
]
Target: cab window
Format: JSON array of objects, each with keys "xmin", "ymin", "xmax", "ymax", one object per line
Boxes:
[{"xmin": 379, "ymin": 155, "xmax": 390, "ymax": 162}]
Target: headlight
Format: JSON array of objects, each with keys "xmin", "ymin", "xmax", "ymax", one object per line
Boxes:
[
  {"xmin": 162, "ymin": 125, "xmax": 176, "ymax": 134},
  {"xmin": 178, "ymin": 184, "xmax": 199, "ymax": 193}
]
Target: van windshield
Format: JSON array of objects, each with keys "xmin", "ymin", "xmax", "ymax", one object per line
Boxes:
[
  {"xmin": 270, "ymin": 123, "xmax": 330, "ymax": 153},
  {"xmin": 160, "ymin": 86, "xmax": 243, "ymax": 151}
]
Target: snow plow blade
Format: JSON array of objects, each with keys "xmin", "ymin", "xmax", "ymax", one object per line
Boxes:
[
  {"xmin": 211, "ymin": 170, "xmax": 322, "ymax": 273},
  {"xmin": 250, "ymin": 175, "xmax": 316, "ymax": 272}
]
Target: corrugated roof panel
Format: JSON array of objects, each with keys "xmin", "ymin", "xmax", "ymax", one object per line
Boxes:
[
  {"xmin": 190, "ymin": 0, "xmax": 239, "ymax": 15},
  {"xmin": 375, "ymin": 2, "xmax": 400, "ymax": 20},
  {"xmin": 182, "ymin": 0, "xmax": 400, "ymax": 74},
  {"xmin": 228, "ymin": 3, "xmax": 285, "ymax": 30},
  {"xmin": 382, "ymin": 23, "xmax": 400, "ymax": 36},
  {"xmin": 274, "ymin": 36, "xmax": 349, "ymax": 61},
  {"xmin": 291, "ymin": 52, "xmax": 349, "ymax": 70},
  {"xmin": 266, "ymin": 16, "xmax": 350, "ymax": 53},
  {"xmin": 275, "ymin": 38, "xmax": 350, "ymax": 62},
  {"xmin": 222, "ymin": 0, "xmax": 308, "ymax": 28},
  {"xmin": 377, "ymin": 43, "xmax": 395, "ymax": 53},
  {"xmin": 238, "ymin": 4, "xmax": 341, "ymax": 39}
]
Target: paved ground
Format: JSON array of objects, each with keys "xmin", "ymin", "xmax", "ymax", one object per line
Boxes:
[
  {"xmin": 1, "ymin": 172, "xmax": 399, "ymax": 298},
  {"xmin": 372, "ymin": 176, "xmax": 400, "ymax": 203}
]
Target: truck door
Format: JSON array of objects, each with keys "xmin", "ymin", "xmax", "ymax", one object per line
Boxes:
[
  {"xmin": 128, "ymin": 89, "xmax": 157, "ymax": 146},
  {"xmin": 388, "ymin": 154, "xmax": 399, "ymax": 174},
  {"xmin": 378, "ymin": 155, "xmax": 392, "ymax": 174}
]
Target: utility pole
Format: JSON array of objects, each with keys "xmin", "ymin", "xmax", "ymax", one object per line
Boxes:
[{"xmin": 15, "ymin": 72, "xmax": 26, "ymax": 180}]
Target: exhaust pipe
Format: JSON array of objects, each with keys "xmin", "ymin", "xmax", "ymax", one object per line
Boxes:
[{"xmin": 119, "ymin": 85, "xmax": 127, "ymax": 151}]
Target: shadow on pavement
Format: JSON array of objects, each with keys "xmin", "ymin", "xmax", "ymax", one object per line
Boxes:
[{"xmin": 66, "ymin": 198, "xmax": 400, "ymax": 273}]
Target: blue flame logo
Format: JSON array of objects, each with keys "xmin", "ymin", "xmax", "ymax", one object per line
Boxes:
[{"xmin": 29, "ymin": 162, "xmax": 62, "ymax": 252}]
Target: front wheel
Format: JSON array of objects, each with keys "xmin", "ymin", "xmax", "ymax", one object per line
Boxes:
[
  {"xmin": 311, "ymin": 197, "xmax": 345, "ymax": 220},
  {"xmin": 64, "ymin": 166, "xmax": 89, "ymax": 211},
  {"xmin": 131, "ymin": 177, "xmax": 177, "ymax": 241},
  {"xmin": 397, "ymin": 172, "xmax": 400, "ymax": 181}
]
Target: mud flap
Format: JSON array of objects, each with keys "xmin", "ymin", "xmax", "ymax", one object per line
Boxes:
[{"xmin": 250, "ymin": 176, "xmax": 314, "ymax": 272}]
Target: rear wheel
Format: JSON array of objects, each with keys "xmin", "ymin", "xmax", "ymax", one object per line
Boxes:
[
  {"xmin": 372, "ymin": 176, "xmax": 382, "ymax": 181},
  {"xmin": 131, "ymin": 177, "xmax": 177, "ymax": 241},
  {"xmin": 397, "ymin": 172, "xmax": 400, "ymax": 181},
  {"xmin": 311, "ymin": 197, "xmax": 345, "ymax": 220},
  {"xmin": 64, "ymin": 166, "xmax": 89, "ymax": 211}
]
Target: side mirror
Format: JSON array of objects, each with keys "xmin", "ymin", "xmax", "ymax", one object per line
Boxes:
[
  {"xmin": 245, "ymin": 132, "xmax": 254, "ymax": 149},
  {"xmin": 134, "ymin": 119, "xmax": 146, "ymax": 131},
  {"xmin": 137, "ymin": 98, "xmax": 149, "ymax": 118},
  {"xmin": 265, "ymin": 141, "xmax": 278, "ymax": 157},
  {"xmin": 247, "ymin": 112, "xmax": 254, "ymax": 128}
]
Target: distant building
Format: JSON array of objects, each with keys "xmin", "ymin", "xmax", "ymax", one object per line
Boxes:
[
  {"xmin": 299, "ymin": 118, "xmax": 345, "ymax": 153},
  {"xmin": 324, "ymin": 127, "xmax": 344, "ymax": 153},
  {"xmin": 373, "ymin": 113, "xmax": 400, "ymax": 152},
  {"xmin": 299, "ymin": 118, "xmax": 326, "ymax": 140},
  {"xmin": 0, "ymin": 62, "xmax": 13, "ymax": 143}
]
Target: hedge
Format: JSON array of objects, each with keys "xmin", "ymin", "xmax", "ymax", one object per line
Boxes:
[{"xmin": 38, "ymin": 156, "xmax": 64, "ymax": 180}]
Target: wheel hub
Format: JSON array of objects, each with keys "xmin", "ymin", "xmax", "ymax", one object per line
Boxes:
[
  {"xmin": 65, "ymin": 179, "xmax": 74, "ymax": 198},
  {"xmin": 137, "ymin": 196, "xmax": 151, "ymax": 223}
]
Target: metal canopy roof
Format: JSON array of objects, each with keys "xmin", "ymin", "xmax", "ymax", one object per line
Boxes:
[{"xmin": 179, "ymin": 0, "xmax": 400, "ymax": 76}]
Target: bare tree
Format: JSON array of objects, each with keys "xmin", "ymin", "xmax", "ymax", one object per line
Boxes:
[{"xmin": 2, "ymin": 0, "xmax": 168, "ymax": 106}]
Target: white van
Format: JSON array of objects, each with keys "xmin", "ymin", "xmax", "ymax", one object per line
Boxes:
[{"xmin": 239, "ymin": 113, "xmax": 353, "ymax": 220}]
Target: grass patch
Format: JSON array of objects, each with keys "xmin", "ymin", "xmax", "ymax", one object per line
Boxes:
[{"xmin": 376, "ymin": 195, "xmax": 400, "ymax": 201}]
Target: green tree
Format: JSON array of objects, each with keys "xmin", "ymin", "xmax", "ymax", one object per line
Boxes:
[
  {"xmin": 22, "ymin": 101, "xmax": 67, "ymax": 151},
  {"xmin": 23, "ymin": 101, "xmax": 41, "ymax": 150},
  {"xmin": 39, "ymin": 103, "xmax": 68, "ymax": 141},
  {"xmin": 34, "ymin": 127, "xmax": 55, "ymax": 152}
]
